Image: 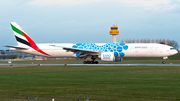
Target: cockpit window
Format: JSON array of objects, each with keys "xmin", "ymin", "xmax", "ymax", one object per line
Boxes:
[{"xmin": 170, "ymin": 48, "xmax": 176, "ymax": 50}]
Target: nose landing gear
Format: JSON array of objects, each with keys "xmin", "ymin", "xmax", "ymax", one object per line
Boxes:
[
  {"xmin": 162, "ymin": 61, "xmax": 166, "ymax": 64},
  {"xmin": 162, "ymin": 56, "xmax": 168, "ymax": 64}
]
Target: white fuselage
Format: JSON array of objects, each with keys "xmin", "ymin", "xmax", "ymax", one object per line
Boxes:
[{"xmin": 10, "ymin": 43, "xmax": 178, "ymax": 58}]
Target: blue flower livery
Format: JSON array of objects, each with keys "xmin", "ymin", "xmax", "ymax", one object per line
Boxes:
[{"xmin": 73, "ymin": 43, "xmax": 129, "ymax": 57}]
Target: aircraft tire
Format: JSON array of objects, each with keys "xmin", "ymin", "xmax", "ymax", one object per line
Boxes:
[
  {"xmin": 95, "ymin": 61, "xmax": 98, "ymax": 64},
  {"xmin": 90, "ymin": 61, "xmax": 94, "ymax": 64},
  {"xmin": 83, "ymin": 61, "xmax": 87, "ymax": 64},
  {"xmin": 87, "ymin": 61, "xmax": 91, "ymax": 64},
  {"xmin": 162, "ymin": 61, "xmax": 166, "ymax": 64}
]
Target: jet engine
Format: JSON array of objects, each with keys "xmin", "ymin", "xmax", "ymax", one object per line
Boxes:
[{"xmin": 99, "ymin": 52, "xmax": 122, "ymax": 62}]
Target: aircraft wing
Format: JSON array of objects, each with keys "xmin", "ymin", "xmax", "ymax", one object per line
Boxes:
[
  {"xmin": 4, "ymin": 45, "xmax": 29, "ymax": 50},
  {"xmin": 63, "ymin": 47, "xmax": 99, "ymax": 54},
  {"xmin": 50, "ymin": 45, "xmax": 100, "ymax": 55}
]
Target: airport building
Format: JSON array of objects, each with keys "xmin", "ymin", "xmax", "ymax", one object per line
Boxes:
[{"xmin": 0, "ymin": 50, "xmax": 35, "ymax": 59}]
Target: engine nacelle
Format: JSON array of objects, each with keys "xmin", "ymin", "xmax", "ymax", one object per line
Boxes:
[{"xmin": 99, "ymin": 52, "xmax": 123, "ymax": 62}]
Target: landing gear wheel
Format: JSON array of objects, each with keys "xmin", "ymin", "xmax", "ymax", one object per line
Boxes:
[
  {"xmin": 90, "ymin": 61, "xmax": 94, "ymax": 64},
  {"xmin": 83, "ymin": 61, "xmax": 87, "ymax": 64},
  {"xmin": 87, "ymin": 61, "xmax": 91, "ymax": 64},
  {"xmin": 162, "ymin": 61, "xmax": 166, "ymax": 64},
  {"xmin": 83, "ymin": 61, "xmax": 96, "ymax": 64},
  {"xmin": 94, "ymin": 61, "xmax": 99, "ymax": 64}
]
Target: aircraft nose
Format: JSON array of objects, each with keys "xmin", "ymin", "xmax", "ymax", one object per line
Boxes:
[
  {"xmin": 176, "ymin": 49, "xmax": 179, "ymax": 54},
  {"xmin": 170, "ymin": 49, "xmax": 178, "ymax": 56}
]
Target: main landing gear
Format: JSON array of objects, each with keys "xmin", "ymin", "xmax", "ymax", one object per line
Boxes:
[
  {"xmin": 83, "ymin": 61, "xmax": 98, "ymax": 64},
  {"xmin": 83, "ymin": 56, "xmax": 99, "ymax": 64}
]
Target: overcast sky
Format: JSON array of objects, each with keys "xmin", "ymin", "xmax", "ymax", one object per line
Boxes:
[{"xmin": 0, "ymin": 0, "xmax": 180, "ymax": 49}]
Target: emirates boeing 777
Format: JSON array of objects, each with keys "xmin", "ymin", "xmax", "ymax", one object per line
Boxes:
[{"xmin": 5, "ymin": 22, "xmax": 178, "ymax": 64}]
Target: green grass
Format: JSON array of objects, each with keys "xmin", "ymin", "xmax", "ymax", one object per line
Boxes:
[{"xmin": 0, "ymin": 65, "xmax": 180, "ymax": 101}]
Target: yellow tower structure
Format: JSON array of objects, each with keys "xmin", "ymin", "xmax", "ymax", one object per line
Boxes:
[{"xmin": 109, "ymin": 25, "xmax": 119, "ymax": 43}]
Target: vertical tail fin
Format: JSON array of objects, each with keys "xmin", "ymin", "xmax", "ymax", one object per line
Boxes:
[
  {"xmin": 10, "ymin": 22, "xmax": 31, "ymax": 47},
  {"xmin": 10, "ymin": 22, "xmax": 50, "ymax": 56}
]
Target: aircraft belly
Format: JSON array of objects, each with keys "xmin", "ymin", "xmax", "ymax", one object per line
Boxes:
[
  {"xmin": 45, "ymin": 50, "xmax": 74, "ymax": 57},
  {"xmin": 15, "ymin": 49, "xmax": 43, "ymax": 56}
]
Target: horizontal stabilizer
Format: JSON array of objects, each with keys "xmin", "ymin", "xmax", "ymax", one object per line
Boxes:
[{"xmin": 4, "ymin": 45, "xmax": 29, "ymax": 50}]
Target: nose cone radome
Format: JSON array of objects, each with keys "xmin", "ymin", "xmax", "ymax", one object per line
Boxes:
[
  {"xmin": 175, "ymin": 50, "xmax": 179, "ymax": 54},
  {"xmin": 172, "ymin": 49, "xmax": 178, "ymax": 55}
]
